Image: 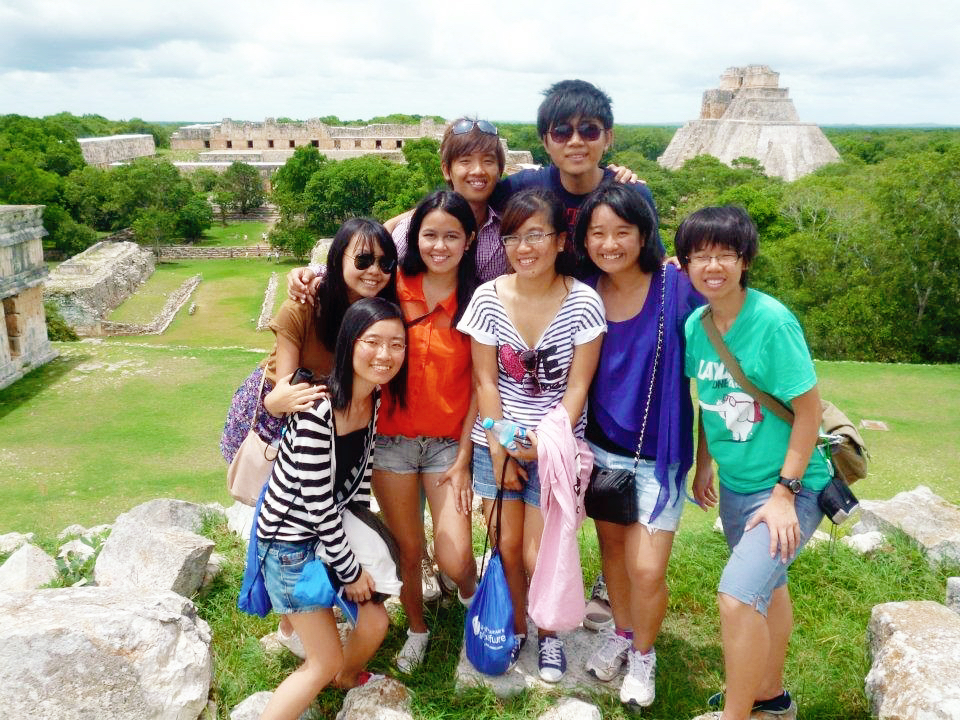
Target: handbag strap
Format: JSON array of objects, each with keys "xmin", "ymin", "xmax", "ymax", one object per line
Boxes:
[
  {"xmin": 248, "ymin": 367, "xmax": 269, "ymax": 426},
  {"xmin": 630, "ymin": 268, "xmax": 667, "ymax": 473},
  {"xmin": 478, "ymin": 455, "xmax": 509, "ymax": 577},
  {"xmin": 700, "ymin": 307, "xmax": 795, "ymax": 426}
]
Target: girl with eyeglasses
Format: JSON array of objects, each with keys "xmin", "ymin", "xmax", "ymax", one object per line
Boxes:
[
  {"xmin": 572, "ymin": 182, "xmax": 704, "ymax": 708},
  {"xmin": 457, "ymin": 188, "xmax": 606, "ymax": 683},
  {"xmin": 221, "ymin": 217, "xmax": 399, "ymax": 656},
  {"xmin": 371, "ymin": 190, "xmax": 480, "ymax": 672},
  {"xmin": 256, "ymin": 297, "xmax": 407, "ymax": 720}
]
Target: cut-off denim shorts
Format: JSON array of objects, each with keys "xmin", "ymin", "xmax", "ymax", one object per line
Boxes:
[
  {"xmin": 472, "ymin": 442, "xmax": 541, "ymax": 507},
  {"xmin": 257, "ymin": 537, "xmax": 330, "ymax": 614},
  {"xmin": 717, "ymin": 483, "xmax": 824, "ymax": 616},
  {"xmin": 588, "ymin": 442, "xmax": 684, "ymax": 533},
  {"xmin": 373, "ymin": 434, "xmax": 460, "ymax": 475}
]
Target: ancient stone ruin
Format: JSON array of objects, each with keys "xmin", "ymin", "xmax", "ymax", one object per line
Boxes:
[
  {"xmin": 0, "ymin": 205, "xmax": 58, "ymax": 390},
  {"xmin": 77, "ymin": 134, "xmax": 156, "ymax": 168},
  {"xmin": 658, "ymin": 65, "xmax": 841, "ymax": 181},
  {"xmin": 45, "ymin": 240, "xmax": 155, "ymax": 332}
]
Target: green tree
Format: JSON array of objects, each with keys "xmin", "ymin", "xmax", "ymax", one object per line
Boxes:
[
  {"xmin": 302, "ymin": 156, "xmax": 406, "ymax": 234},
  {"xmin": 401, "ymin": 137, "xmax": 443, "ymax": 191},
  {"xmin": 216, "ymin": 162, "xmax": 265, "ymax": 215},
  {"xmin": 132, "ymin": 208, "xmax": 176, "ymax": 256},
  {"xmin": 268, "ymin": 218, "xmax": 316, "ymax": 261},
  {"xmin": 176, "ymin": 195, "xmax": 213, "ymax": 241},
  {"xmin": 270, "ymin": 146, "xmax": 327, "ymax": 215}
]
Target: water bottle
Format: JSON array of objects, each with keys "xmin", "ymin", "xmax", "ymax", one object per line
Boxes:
[{"xmin": 481, "ymin": 417, "xmax": 529, "ymax": 451}]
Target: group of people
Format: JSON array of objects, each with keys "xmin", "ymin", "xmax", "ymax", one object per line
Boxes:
[{"xmin": 221, "ymin": 79, "xmax": 830, "ymax": 720}]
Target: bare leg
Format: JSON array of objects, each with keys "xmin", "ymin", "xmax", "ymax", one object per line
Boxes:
[
  {"xmin": 335, "ymin": 601, "xmax": 389, "ymax": 688},
  {"xmin": 423, "ymin": 471, "xmax": 477, "ymax": 599},
  {"xmin": 595, "ymin": 520, "xmax": 630, "ymax": 629},
  {"xmin": 717, "ymin": 592, "xmax": 771, "ymax": 720},
  {"xmin": 623, "ymin": 524, "xmax": 675, "ymax": 651},
  {"xmin": 373, "ymin": 469, "xmax": 427, "ymax": 632},
  {"xmin": 758, "ymin": 585, "xmax": 791, "ymax": 701},
  {"xmin": 521, "ymin": 503, "xmax": 552, "ymax": 638},
  {"xmin": 483, "ymin": 497, "xmax": 527, "ymax": 634},
  {"xmin": 261, "ymin": 610, "xmax": 341, "ymax": 720}
]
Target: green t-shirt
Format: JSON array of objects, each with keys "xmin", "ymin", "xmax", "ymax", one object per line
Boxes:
[{"xmin": 684, "ymin": 289, "xmax": 830, "ymax": 494}]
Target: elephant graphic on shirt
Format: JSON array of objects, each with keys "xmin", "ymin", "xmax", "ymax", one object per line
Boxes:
[{"xmin": 700, "ymin": 392, "xmax": 764, "ymax": 441}]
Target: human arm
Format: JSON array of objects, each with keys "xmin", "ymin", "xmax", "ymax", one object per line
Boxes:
[
  {"xmin": 384, "ymin": 209, "xmax": 413, "ymax": 234},
  {"xmin": 437, "ymin": 387, "xmax": 478, "ymax": 514},
  {"xmin": 692, "ymin": 416, "xmax": 717, "ymax": 509},
  {"xmin": 472, "ymin": 339, "xmax": 526, "ymax": 490},
  {"xmin": 262, "ymin": 332, "xmax": 326, "ymax": 416},
  {"xmin": 744, "ymin": 385, "xmax": 823, "ymax": 562}
]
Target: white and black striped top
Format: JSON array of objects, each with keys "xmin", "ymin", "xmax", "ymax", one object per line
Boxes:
[
  {"xmin": 255, "ymin": 390, "xmax": 379, "ymax": 585},
  {"xmin": 457, "ymin": 278, "xmax": 606, "ymax": 444}
]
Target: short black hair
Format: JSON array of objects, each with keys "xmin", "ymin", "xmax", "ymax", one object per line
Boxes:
[
  {"xmin": 326, "ymin": 297, "xmax": 407, "ymax": 410},
  {"xmin": 500, "ymin": 188, "xmax": 576, "ymax": 276},
  {"xmin": 316, "ymin": 218, "xmax": 399, "ymax": 350},
  {"xmin": 674, "ymin": 206, "xmax": 757, "ymax": 288},
  {"xmin": 574, "ymin": 182, "xmax": 662, "ymax": 276},
  {"xmin": 401, "ymin": 190, "xmax": 479, "ymax": 324},
  {"xmin": 537, "ymin": 79, "xmax": 614, "ymax": 139}
]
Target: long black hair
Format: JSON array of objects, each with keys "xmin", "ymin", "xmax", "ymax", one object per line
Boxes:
[
  {"xmin": 315, "ymin": 218, "xmax": 399, "ymax": 351},
  {"xmin": 325, "ymin": 297, "xmax": 407, "ymax": 411},
  {"xmin": 574, "ymin": 182, "xmax": 663, "ymax": 277},
  {"xmin": 401, "ymin": 190, "xmax": 479, "ymax": 324}
]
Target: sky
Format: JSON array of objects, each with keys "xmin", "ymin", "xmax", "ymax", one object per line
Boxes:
[{"xmin": 1, "ymin": 0, "xmax": 957, "ymax": 127}]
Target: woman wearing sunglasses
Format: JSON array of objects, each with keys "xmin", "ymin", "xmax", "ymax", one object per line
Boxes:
[
  {"xmin": 221, "ymin": 217, "xmax": 399, "ymax": 655},
  {"xmin": 372, "ymin": 190, "xmax": 481, "ymax": 672},
  {"xmin": 457, "ymin": 188, "xmax": 605, "ymax": 682}
]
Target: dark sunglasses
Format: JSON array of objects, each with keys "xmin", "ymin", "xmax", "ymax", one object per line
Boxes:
[
  {"xmin": 345, "ymin": 251, "xmax": 396, "ymax": 273},
  {"xmin": 548, "ymin": 121, "xmax": 605, "ymax": 144},
  {"xmin": 519, "ymin": 349, "xmax": 542, "ymax": 395},
  {"xmin": 452, "ymin": 118, "xmax": 499, "ymax": 136}
]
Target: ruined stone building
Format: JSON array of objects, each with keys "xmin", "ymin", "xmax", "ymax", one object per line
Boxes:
[
  {"xmin": 0, "ymin": 206, "xmax": 58, "ymax": 390},
  {"xmin": 78, "ymin": 134, "xmax": 156, "ymax": 168},
  {"xmin": 658, "ymin": 65, "xmax": 840, "ymax": 181}
]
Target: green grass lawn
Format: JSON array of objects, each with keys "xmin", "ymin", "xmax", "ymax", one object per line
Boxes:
[
  {"xmin": 200, "ymin": 220, "xmax": 270, "ymax": 247},
  {"xmin": 2, "ymin": 302, "xmax": 958, "ymax": 718}
]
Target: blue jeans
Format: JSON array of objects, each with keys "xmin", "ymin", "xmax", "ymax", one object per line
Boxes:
[
  {"xmin": 471, "ymin": 442, "xmax": 541, "ymax": 507},
  {"xmin": 257, "ymin": 538, "xmax": 330, "ymax": 614}
]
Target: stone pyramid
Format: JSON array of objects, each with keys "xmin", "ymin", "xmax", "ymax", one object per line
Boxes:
[{"xmin": 658, "ymin": 65, "xmax": 840, "ymax": 181}]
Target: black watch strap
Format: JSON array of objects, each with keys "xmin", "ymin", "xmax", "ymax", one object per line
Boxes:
[{"xmin": 778, "ymin": 475, "xmax": 802, "ymax": 494}]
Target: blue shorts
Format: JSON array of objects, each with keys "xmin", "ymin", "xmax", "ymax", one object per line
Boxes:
[
  {"xmin": 257, "ymin": 538, "xmax": 330, "ymax": 615},
  {"xmin": 588, "ymin": 442, "xmax": 684, "ymax": 532},
  {"xmin": 373, "ymin": 434, "xmax": 460, "ymax": 475},
  {"xmin": 717, "ymin": 484, "xmax": 824, "ymax": 616},
  {"xmin": 472, "ymin": 442, "xmax": 541, "ymax": 508}
]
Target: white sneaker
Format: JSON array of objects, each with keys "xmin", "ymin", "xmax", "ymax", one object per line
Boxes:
[
  {"xmin": 583, "ymin": 575, "xmax": 613, "ymax": 631},
  {"xmin": 277, "ymin": 624, "xmax": 306, "ymax": 660},
  {"xmin": 586, "ymin": 629, "xmax": 632, "ymax": 682},
  {"xmin": 396, "ymin": 629, "xmax": 430, "ymax": 673},
  {"xmin": 421, "ymin": 559, "xmax": 441, "ymax": 603},
  {"xmin": 620, "ymin": 647, "xmax": 656, "ymax": 707}
]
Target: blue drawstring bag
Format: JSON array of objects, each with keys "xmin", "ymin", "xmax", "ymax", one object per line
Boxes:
[
  {"xmin": 238, "ymin": 483, "xmax": 272, "ymax": 617},
  {"xmin": 465, "ymin": 478, "xmax": 515, "ymax": 675}
]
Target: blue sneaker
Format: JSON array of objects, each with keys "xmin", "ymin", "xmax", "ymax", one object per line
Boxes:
[
  {"xmin": 334, "ymin": 587, "xmax": 358, "ymax": 627},
  {"xmin": 537, "ymin": 635, "xmax": 566, "ymax": 683},
  {"xmin": 707, "ymin": 689, "xmax": 794, "ymax": 714},
  {"xmin": 507, "ymin": 633, "xmax": 526, "ymax": 671}
]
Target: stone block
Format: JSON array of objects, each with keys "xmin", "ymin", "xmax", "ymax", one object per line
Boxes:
[
  {"xmin": 948, "ymin": 578, "xmax": 960, "ymax": 615},
  {"xmin": 335, "ymin": 675, "xmax": 412, "ymax": 720},
  {"xmin": 538, "ymin": 697, "xmax": 602, "ymax": 720},
  {"xmin": 842, "ymin": 531, "xmax": 886, "ymax": 555},
  {"xmin": 0, "ymin": 543, "xmax": 58, "ymax": 591},
  {"xmin": 119, "ymin": 498, "xmax": 217, "ymax": 534},
  {"xmin": 857, "ymin": 485, "xmax": 960, "ymax": 566},
  {"xmin": 866, "ymin": 600, "xmax": 960, "ymax": 718},
  {"xmin": 0, "ymin": 587, "xmax": 211, "ymax": 720},
  {"xmin": 0, "ymin": 531, "xmax": 34, "ymax": 554}
]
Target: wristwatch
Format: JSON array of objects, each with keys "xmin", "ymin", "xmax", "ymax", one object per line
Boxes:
[{"xmin": 778, "ymin": 475, "xmax": 803, "ymax": 494}]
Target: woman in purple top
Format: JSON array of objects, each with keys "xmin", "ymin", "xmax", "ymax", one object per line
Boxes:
[{"xmin": 572, "ymin": 182, "xmax": 703, "ymax": 708}]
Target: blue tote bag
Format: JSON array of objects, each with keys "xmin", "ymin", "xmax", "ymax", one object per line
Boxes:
[
  {"xmin": 465, "ymin": 482, "xmax": 516, "ymax": 675},
  {"xmin": 237, "ymin": 482, "xmax": 273, "ymax": 617}
]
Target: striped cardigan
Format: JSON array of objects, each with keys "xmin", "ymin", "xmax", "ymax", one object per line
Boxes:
[{"xmin": 256, "ymin": 389, "xmax": 378, "ymax": 585}]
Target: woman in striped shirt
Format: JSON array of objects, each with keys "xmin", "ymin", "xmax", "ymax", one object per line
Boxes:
[
  {"xmin": 256, "ymin": 297, "xmax": 407, "ymax": 720},
  {"xmin": 457, "ymin": 189, "xmax": 606, "ymax": 683}
]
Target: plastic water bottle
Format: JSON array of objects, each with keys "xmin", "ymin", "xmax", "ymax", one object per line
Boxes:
[{"xmin": 481, "ymin": 417, "xmax": 529, "ymax": 451}]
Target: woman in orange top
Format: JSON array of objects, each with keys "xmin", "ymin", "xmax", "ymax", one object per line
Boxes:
[{"xmin": 373, "ymin": 190, "xmax": 480, "ymax": 672}]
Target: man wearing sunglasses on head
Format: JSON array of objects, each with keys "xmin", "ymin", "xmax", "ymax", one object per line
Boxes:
[{"xmin": 489, "ymin": 79, "xmax": 663, "ymax": 255}]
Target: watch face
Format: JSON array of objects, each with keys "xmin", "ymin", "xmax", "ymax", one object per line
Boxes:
[{"xmin": 780, "ymin": 476, "xmax": 802, "ymax": 493}]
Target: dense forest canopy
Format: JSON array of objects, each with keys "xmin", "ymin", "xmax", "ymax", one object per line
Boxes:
[{"xmin": 1, "ymin": 112, "xmax": 957, "ymax": 363}]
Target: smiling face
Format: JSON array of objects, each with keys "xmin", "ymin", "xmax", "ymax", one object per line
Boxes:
[
  {"xmin": 542, "ymin": 115, "xmax": 611, "ymax": 180},
  {"xmin": 442, "ymin": 150, "xmax": 500, "ymax": 206},
  {"xmin": 353, "ymin": 318, "xmax": 406, "ymax": 387},
  {"xmin": 342, "ymin": 233, "xmax": 391, "ymax": 303},
  {"xmin": 417, "ymin": 209, "xmax": 471, "ymax": 278},
  {"xmin": 686, "ymin": 243, "xmax": 748, "ymax": 305},
  {"xmin": 584, "ymin": 204, "xmax": 643, "ymax": 277},
  {"xmin": 504, "ymin": 211, "xmax": 565, "ymax": 279}
]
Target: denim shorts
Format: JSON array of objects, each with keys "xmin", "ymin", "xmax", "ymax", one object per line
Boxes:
[
  {"xmin": 373, "ymin": 434, "xmax": 460, "ymax": 474},
  {"xmin": 257, "ymin": 538, "xmax": 331, "ymax": 614},
  {"xmin": 472, "ymin": 442, "xmax": 541, "ymax": 507},
  {"xmin": 588, "ymin": 442, "xmax": 684, "ymax": 532},
  {"xmin": 717, "ymin": 484, "xmax": 824, "ymax": 616}
]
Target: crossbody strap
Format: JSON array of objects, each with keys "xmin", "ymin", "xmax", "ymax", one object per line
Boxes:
[
  {"xmin": 700, "ymin": 307, "xmax": 795, "ymax": 427},
  {"xmin": 630, "ymin": 268, "xmax": 667, "ymax": 472}
]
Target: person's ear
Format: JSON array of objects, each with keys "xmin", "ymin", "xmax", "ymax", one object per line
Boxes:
[
  {"xmin": 605, "ymin": 128, "xmax": 614, "ymax": 152},
  {"xmin": 441, "ymin": 162, "xmax": 452, "ymax": 184}
]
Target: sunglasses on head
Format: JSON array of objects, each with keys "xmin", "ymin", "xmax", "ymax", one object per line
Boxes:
[
  {"xmin": 346, "ymin": 251, "xmax": 396, "ymax": 273},
  {"xmin": 548, "ymin": 120, "xmax": 605, "ymax": 144},
  {"xmin": 452, "ymin": 118, "xmax": 499, "ymax": 136}
]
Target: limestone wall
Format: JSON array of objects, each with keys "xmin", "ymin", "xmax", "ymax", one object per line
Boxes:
[
  {"xmin": 78, "ymin": 134, "xmax": 156, "ymax": 167},
  {"xmin": 0, "ymin": 205, "xmax": 58, "ymax": 389},
  {"xmin": 45, "ymin": 241, "xmax": 155, "ymax": 330}
]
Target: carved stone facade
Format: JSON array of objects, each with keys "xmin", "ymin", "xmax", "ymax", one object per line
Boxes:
[
  {"xmin": 77, "ymin": 134, "xmax": 156, "ymax": 168},
  {"xmin": 0, "ymin": 206, "xmax": 58, "ymax": 389},
  {"xmin": 658, "ymin": 65, "xmax": 840, "ymax": 181}
]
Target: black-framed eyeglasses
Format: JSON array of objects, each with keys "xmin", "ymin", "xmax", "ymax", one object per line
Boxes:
[
  {"xmin": 344, "ymin": 251, "xmax": 396, "ymax": 274},
  {"xmin": 548, "ymin": 120, "xmax": 604, "ymax": 144},
  {"xmin": 452, "ymin": 118, "xmax": 499, "ymax": 137},
  {"xmin": 501, "ymin": 231, "xmax": 555, "ymax": 248}
]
